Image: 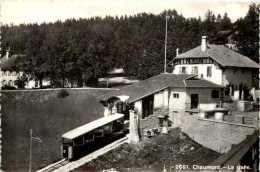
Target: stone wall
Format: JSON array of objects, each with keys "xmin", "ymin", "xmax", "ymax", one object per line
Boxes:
[
  {"xmin": 139, "ymin": 115, "xmax": 159, "ymax": 136},
  {"xmin": 237, "ymin": 101, "xmax": 253, "ymax": 112},
  {"xmin": 138, "ymin": 109, "xmax": 170, "ymax": 137},
  {"xmin": 180, "ymin": 112, "xmax": 256, "ymax": 153}
]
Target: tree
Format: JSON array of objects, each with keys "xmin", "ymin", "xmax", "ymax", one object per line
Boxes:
[
  {"xmin": 220, "ymin": 12, "xmax": 232, "ymax": 30},
  {"xmin": 234, "ymin": 3, "xmax": 259, "ymax": 63}
]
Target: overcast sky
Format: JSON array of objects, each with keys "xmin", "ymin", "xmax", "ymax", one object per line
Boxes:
[{"xmin": 1, "ymin": 1, "xmax": 255, "ymax": 26}]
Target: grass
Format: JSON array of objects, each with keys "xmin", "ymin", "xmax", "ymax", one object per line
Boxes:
[
  {"xmin": 74, "ymin": 128, "xmax": 221, "ymax": 172},
  {"xmin": 1, "ymin": 88, "xmax": 115, "ymax": 172}
]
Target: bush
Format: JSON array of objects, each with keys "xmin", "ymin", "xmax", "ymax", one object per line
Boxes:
[
  {"xmin": 57, "ymin": 89, "xmax": 69, "ymax": 98},
  {"xmin": 1, "ymin": 85, "xmax": 16, "ymax": 90}
]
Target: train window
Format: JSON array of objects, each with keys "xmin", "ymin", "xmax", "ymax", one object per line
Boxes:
[
  {"xmin": 73, "ymin": 137, "xmax": 84, "ymax": 146},
  {"xmin": 84, "ymin": 134, "xmax": 94, "ymax": 142},
  {"xmin": 103, "ymin": 123, "xmax": 113, "ymax": 133},
  {"xmin": 63, "ymin": 138, "xmax": 73, "ymax": 145},
  {"xmin": 94, "ymin": 128, "xmax": 104, "ymax": 138},
  {"xmin": 113, "ymin": 120, "xmax": 123, "ymax": 133}
]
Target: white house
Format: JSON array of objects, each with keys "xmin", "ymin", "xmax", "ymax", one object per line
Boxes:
[
  {"xmin": 0, "ymin": 50, "xmax": 50, "ymax": 89},
  {"xmin": 97, "ymin": 73, "xmax": 223, "ymax": 127},
  {"xmin": 170, "ymin": 36, "xmax": 259, "ymax": 101}
]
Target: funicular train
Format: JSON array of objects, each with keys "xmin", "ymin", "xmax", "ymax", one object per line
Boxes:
[{"xmin": 61, "ymin": 113, "xmax": 128, "ymax": 160}]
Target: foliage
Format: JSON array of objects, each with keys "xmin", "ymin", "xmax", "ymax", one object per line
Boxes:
[
  {"xmin": 14, "ymin": 78, "xmax": 25, "ymax": 88},
  {"xmin": 234, "ymin": 3, "xmax": 259, "ymax": 63},
  {"xmin": 1, "ymin": 5, "xmax": 257, "ymax": 87},
  {"xmin": 1, "ymin": 85, "xmax": 16, "ymax": 90}
]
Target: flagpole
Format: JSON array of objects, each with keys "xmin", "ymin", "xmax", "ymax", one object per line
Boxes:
[{"xmin": 164, "ymin": 10, "xmax": 168, "ymax": 73}]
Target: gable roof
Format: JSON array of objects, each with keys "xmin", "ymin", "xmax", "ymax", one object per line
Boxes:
[
  {"xmin": 0, "ymin": 54, "xmax": 25, "ymax": 71},
  {"xmin": 174, "ymin": 44, "xmax": 259, "ymax": 68},
  {"xmin": 184, "ymin": 78, "xmax": 224, "ymax": 88},
  {"xmin": 97, "ymin": 73, "xmax": 223, "ymax": 103}
]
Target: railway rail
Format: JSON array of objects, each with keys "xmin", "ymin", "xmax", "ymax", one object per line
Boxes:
[{"xmin": 36, "ymin": 136, "xmax": 129, "ymax": 172}]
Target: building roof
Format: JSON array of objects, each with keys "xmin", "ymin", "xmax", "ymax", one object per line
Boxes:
[
  {"xmin": 217, "ymin": 30, "xmax": 232, "ymax": 37},
  {"xmin": 0, "ymin": 54, "xmax": 25, "ymax": 71},
  {"xmin": 184, "ymin": 78, "xmax": 224, "ymax": 88},
  {"xmin": 62, "ymin": 113, "xmax": 124, "ymax": 140},
  {"xmin": 174, "ymin": 44, "xmax": 259, "ymax": 68},
  {"xmin": 97, "ymin": 73, "xmax": 223, "ymax": 103}
]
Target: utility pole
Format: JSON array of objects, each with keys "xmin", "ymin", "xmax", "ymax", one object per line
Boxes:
[
  {"xmin": 29, "ymin": 129, "xmax": 32, "ymax": 172},
  {"xmin": 164, "ymin": 10, "xmax": 168, "ymax": 73}
]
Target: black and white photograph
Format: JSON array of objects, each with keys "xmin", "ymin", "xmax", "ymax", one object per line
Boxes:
[{"xmin": 0, "ymin": 1, "xmax": 259, "ymax": 171}]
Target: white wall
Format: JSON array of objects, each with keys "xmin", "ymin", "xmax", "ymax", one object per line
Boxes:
[
  {"xmin": 153, "ymin": 88, "xmax": 170, "ymax": 110},
  {"xmin": 169, "ymin": 88, "xmax": 187, "ymax": 111},
  {"xmin": 134, "ymin": 100, "xmax": 142, "ymax": 119},
  {"xmin": 0, "ymin": 70, "xmax": 50, "ymax": 88},
  {"xmin": 173, "ymin": 63, "xmax": 223, "ymax": 85},
  {"xmin": 25, "ymin": 80, "xmax": 50, "ymax": 89},
  {"xmin": 186, "ymin": 88, "xmax": 222, "ymax": 110},
  {"xmin": 168, "ymin": 88, "xmax": 187, "ymax": 126},
  {"xmin": 0, "ymin": 71, "xmax": 20, "ymax": 88}
]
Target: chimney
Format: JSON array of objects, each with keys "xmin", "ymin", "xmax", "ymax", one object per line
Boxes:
[
  {"xmin": 176, "ymin": 48, "xmax": 179, "ymax": 56},
  {"xmin": 6, "ymin": 49, "xmax": 10, "ymax": 59},
  {"xmin": 201, "ymin": 36, "xmax": 208, "ymax": 52}
]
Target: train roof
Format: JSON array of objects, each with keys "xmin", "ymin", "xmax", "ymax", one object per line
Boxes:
[{"xmin": 62, "ymin": 113, "xmax": 124, "ymax": 140}]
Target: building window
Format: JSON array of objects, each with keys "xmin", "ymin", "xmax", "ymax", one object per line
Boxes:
[
  {"xmin": 192, "ymin": 66, "xmax": 198, "ymax": 74},
  {"xmin": 211, "ymin": 90, "xmax": 219, "ymax": 98},
  {"xmin": 173, "ymin": 93, "xmax": 179, "ymax": 98},
  {"xmin": 179, "ymin": 67, "xmax": 187, "ymax": 74},
  {"xmin": 207, "ymin": 66, "xmax": 212, "ymax": 77}
]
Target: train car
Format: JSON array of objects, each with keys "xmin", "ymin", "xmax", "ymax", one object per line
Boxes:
[{"xmin": 61, "ymin": 113, "xmax": 127, "ymax": 160}]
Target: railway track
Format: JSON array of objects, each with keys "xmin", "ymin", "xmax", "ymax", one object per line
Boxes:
[
  {"xmin": 38, "ymin": 159, "xmax": 69, "ymax": 172},
  {"xmin": 36, "ymin": 136, "xmax": 129, "ymax": 172}
]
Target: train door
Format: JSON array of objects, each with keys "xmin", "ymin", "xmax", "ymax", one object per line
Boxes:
[
  {"xmin": 68, "ymin": 146, "xmax": 73, "ymax": 160},
  {"xmin": 61, "ymin": 138, "xmax": 73, "ymax": 159}
]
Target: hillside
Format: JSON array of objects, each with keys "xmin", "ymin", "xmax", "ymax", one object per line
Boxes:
[{"xmin": 1, "ymin": 88, "xmax": 115, "ymax": 172}]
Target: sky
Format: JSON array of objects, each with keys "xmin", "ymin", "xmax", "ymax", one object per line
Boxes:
[{"xmin": 0, "ymin": 0, "xmax": 256, "ymax": 26}]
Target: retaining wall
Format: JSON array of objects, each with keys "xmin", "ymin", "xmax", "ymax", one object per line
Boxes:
[{"xmin": 180, "ymin": 112, "xmax": 256, "ymax": 153}]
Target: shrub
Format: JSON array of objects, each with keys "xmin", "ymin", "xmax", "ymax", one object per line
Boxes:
[
  {"xmin": 1, "ymin": 85, "xmax": 16, "ymax": 90},
  {"xmin": 57, "ymin": 89, "xmax": 69, "ymax": 98}
]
